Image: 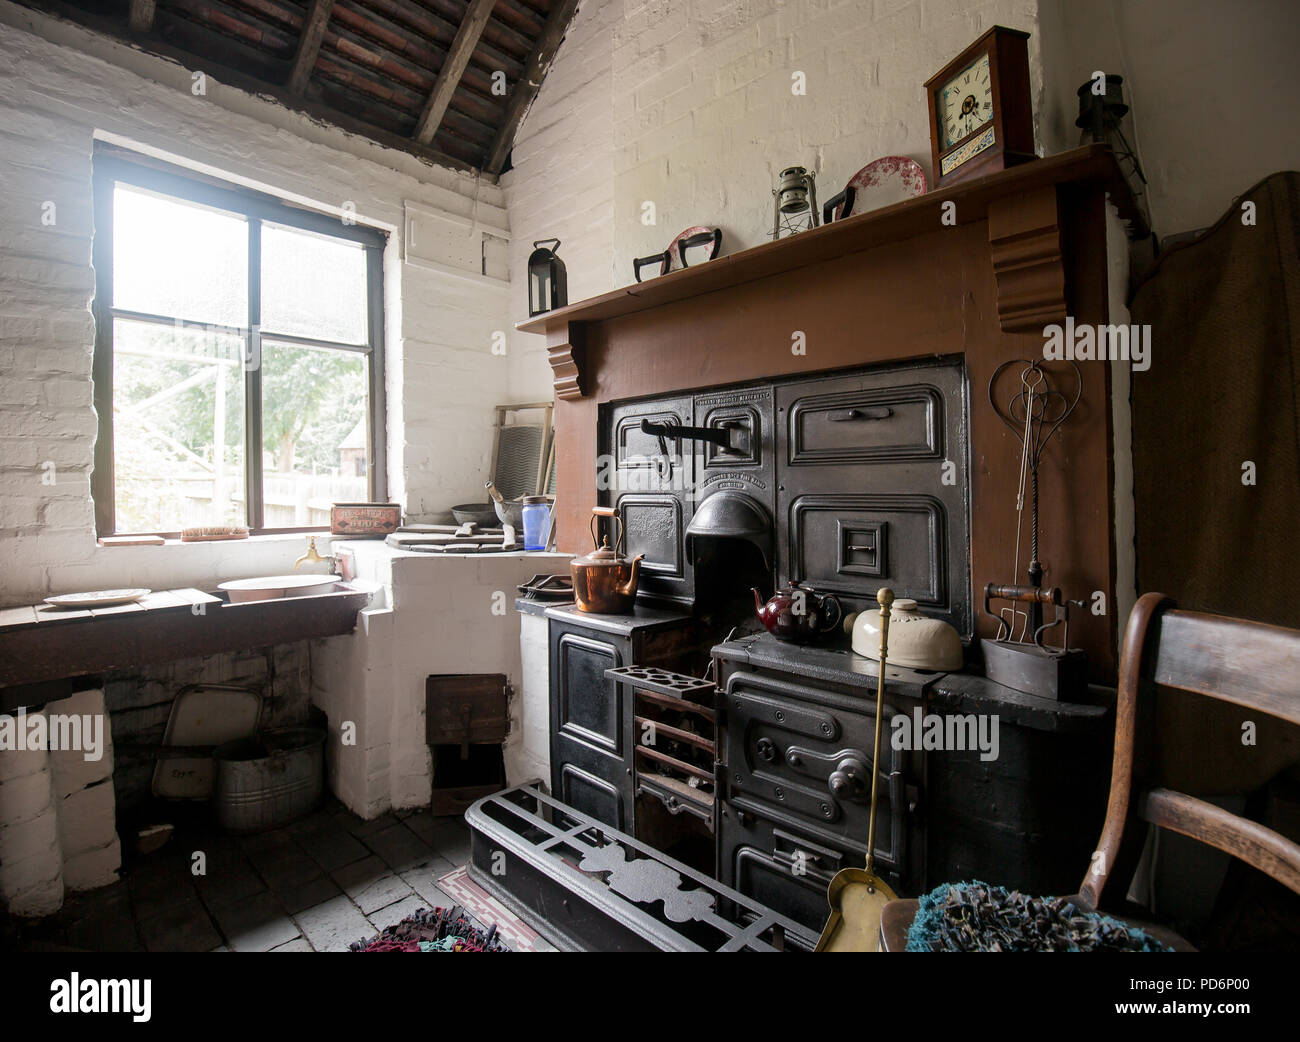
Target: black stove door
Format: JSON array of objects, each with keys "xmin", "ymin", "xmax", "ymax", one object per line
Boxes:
[{"xmin": 715, "ymin": 669, "xmax": 916, "ymax": 930}]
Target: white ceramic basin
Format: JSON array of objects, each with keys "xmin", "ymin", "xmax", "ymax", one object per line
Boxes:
[{"xmin": 218, "ymin": 574, "xmax": 339, "ymax": 603}]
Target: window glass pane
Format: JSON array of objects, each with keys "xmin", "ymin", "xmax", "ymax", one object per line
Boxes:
[
  {"xmin": 261, "ymin": 341, "xmax": 369, "ymax": 528},
  {"xmin": 112, "ymin": 184, "xmax": 247, "ymax": 327},
  {"xmin": 261, "ymin": 224, "xmax": 368, "ymax": 344},
  {"xmin": 112, "ymin": 318, "xmax": 246, "ymax": 532}
]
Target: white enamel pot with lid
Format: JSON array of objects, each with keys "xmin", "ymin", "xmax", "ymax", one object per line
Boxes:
[{"xmin": 843, "ymin": 597, "xmax": 963, "ymax": 670}]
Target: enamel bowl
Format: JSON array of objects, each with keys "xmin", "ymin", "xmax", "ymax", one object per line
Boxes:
[{"xmin": 218, "ymin": 574, "xmax": 338, "ymax": 603}]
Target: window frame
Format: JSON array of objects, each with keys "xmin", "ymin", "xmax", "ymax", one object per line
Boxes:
[{"xmin": 90, "ymin": 151, "xmax": 388, "ymax": 537}]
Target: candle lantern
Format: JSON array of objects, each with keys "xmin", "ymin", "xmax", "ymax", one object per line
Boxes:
[
  {"xmin": 1075, "ymin": 75, "xmax": 1151, "ymax": 237},
  {"xmin": 772, "ymin": 167, "xmax": 819, "ymax": 239},
  {"xmin": 527, "ymin": 238, "xmax": 568, "ymax": 317}
]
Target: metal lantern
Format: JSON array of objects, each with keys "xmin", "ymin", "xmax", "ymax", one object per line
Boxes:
[
  {"xmin": 527, "ymin": 238, "xmax": 568, "ymax": 317},
  {"xmin": 772, "ymin": 166, "xmax": 819, "ymax": 239},
  {"xmin": 1075, "ymin": 74, "xmax": 1151, "ymax": 236}
]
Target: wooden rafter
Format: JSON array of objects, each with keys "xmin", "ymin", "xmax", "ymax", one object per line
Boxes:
[
  {"xmin": 127, "ymin": 0, "xmax": 156, "ymax": 32},
  {"xmin": 484, "ymin": 0, "xmax": 580, "ymax": 174},
  {"xmin": 289, "ymin": 0, "xmax": 336, "ymax": 96},
  {"xmin": 414, "ymin": 0, "xmax": 497, "ymax": 145}
]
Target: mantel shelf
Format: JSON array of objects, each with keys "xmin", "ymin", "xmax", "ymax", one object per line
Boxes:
[{"xmin": 518, "ymin": 146, "xmax": 1139, "ymax": 370}]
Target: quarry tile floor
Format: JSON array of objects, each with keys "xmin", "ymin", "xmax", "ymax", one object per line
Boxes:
[{"xmin": 13, "ymin": 799, "xmax": 552, "ymax": 952}]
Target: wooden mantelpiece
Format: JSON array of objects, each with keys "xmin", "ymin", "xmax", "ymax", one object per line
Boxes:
[
  {"xmin": 520, "ymin": 146, "xmax": 1137, "ymax": 352},
  {"xmin": 521, "ymin": 145, "xmax": 1136, "ymax": 682}
]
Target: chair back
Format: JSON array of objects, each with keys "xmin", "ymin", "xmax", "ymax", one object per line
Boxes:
[{"xmin": 1080, "ymin": 593, "xmax": 1300, "ymax": 909}]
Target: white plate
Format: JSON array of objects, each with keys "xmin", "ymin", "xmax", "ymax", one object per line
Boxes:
[{"xmin": 44, "ymin": 588, "xmax": 151, "ymax": 608}]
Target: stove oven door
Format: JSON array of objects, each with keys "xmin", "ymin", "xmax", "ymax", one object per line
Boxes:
[
  {"xmin": 715, "ymin": 671, "xmax": 918, "ymax": 930},
  {"xmin": 775, "ymin": 359, "xmax": 970, "ymax": 635},
  {"xmin": 605, "ymin": 395, "xmax": 695, "ymax": 606}
]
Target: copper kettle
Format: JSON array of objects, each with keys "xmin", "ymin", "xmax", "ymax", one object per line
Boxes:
[{"xmin": 571, "ymin": 506, "xmax": 644, "ymax": 614}]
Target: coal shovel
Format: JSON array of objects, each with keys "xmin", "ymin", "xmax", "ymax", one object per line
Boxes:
[{"xmin": 815, "ymin": 587, "xmax": 898, "ymax": 952}]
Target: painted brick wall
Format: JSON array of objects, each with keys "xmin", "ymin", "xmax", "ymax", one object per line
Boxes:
[
  {"xmin": 1037, "ymin": 0, "xmax": 1300, "ymax": 236},
  {"xmin": 0, "ymin": 5, "xmax": 513, "ymax": 605},
  {"xmin": 503, "ymin": 0, "xmax": 1043, "ymax": 353},
  {"xmin": 501, "ymin": 0, "xmax": 619, "ymax": 402}
]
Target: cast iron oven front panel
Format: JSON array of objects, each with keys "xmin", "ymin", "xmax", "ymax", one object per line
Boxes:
[
  {"xmin": 605, "ymin": 394, "xmax": 696, "ymax": 605},
  {"xmin": 599, "ymin": 359, "xmax": 970, "ymax": 629},
  {"xmin": 777, "ymin": 359, "xmax": 971, "ymax": 633},
  {"xmin": 714, "ymin": 664, "xmax": 925, "ymax": 930}
]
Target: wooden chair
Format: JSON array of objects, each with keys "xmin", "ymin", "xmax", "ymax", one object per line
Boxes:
[{"xmin": 880, "ymin": 592, "xmax": 1300, "ymax": 951}]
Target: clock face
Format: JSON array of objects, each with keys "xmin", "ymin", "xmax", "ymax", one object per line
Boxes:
[{"xmin": 939, "ymin": 52, "xmax": 993, "ymax": 148}]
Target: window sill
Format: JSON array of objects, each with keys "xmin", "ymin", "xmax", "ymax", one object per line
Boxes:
[{"xmin": 98, "ymin": 531, "xmax": 332, "ymax": 549}]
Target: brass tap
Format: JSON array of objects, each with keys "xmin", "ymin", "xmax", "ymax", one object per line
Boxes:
[{"xmin": 294, "ymin": 536, "xmax": 327, "ymax": 571}]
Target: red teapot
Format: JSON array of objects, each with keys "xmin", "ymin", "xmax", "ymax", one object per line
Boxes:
[{"xmin": 752, "ymin": 580, "xmax": 843, "ymax": 644}]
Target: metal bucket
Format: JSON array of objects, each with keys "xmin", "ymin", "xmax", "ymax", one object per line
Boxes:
[{"xmin": 212, "ymin": 727, "xmax": 325, "ymax": 834}]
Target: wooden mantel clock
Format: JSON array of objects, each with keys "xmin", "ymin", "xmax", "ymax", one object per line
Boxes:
[{"xmin": 925, "ymin": 26, "xmax": 1035, "ymax": 187}]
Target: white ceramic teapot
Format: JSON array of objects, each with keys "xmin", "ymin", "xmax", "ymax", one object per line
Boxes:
[{"xmin": 843, "ymin": 597, "xmax": 963, "ymax": 670}]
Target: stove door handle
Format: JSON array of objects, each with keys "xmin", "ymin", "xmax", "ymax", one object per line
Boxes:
[
  {"xmin": 827, "ymin": 756, "xmax": 869, "ymax": 798},
  {"xmin": 828, "ymin": 406, "xmax": 893, "ymax": 422}
]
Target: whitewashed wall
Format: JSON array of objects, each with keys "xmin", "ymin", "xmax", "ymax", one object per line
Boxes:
[
  {"xmin": 311, "ymin": 544, "xmax": 569, "ymax": 816},
  {"xmin": 1037, "ymin": 0, "xmax": 1300, "ymax": 237},
  {"xmin": 0, "ymin": 4, "xmax": 513, "ymax": 605},
  {"xmin": 502, "ymin": 0, "xmax": 620, "ymax": 402}
]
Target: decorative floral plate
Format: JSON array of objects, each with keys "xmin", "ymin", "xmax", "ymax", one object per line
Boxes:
[{"xmin": 832, "ymin": 156, "xmax": 929, "ymax": 220}]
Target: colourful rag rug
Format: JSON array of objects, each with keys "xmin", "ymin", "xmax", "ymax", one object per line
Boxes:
[
  {"xmin": 437, "ymin": 865, "xmax": 546, "ymax": 953},
  {"xmin": 349, "ymin": 905, "xmax": 510, "ymax": 952},
  {"xmin": 905, "ymin": 881, "xmax": 1174, "ymax": 952}
]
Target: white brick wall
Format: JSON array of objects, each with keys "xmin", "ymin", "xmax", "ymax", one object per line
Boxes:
[
  {"xmin": 0, "ymin": 4, "xmax": 514, "ymax": 605},
  {"xmin": 310, "ymin": 541, "xmax": 569, "ymax": 817},
  {"xmin": 1036, "ymin": 0, "xmax": 1300, "ymax": 236},
  {"xmin": 501, "ymin": 0, "xmax": 619, "ymax": 402},
  {"xmin": 504, "ymin": 0, "xmax": 1043, "ymax": 322}
]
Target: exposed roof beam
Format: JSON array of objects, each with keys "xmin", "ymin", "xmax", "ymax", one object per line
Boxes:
[
  {"xmin": 484, "ymin": 0, "xmax": 579, "ymax": 175},
  {"xmin": 288, "ymin": 0, "xmax": 336, "ymax": 96},
  {"xmin": 413, "ymin": 0, "xmax": 497, "ymax": 145},
  {"xmin": 127, "ymin": 0, "xmax": 156, "ymax": 32}
]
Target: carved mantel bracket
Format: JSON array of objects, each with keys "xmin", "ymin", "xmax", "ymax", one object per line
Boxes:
[
  {"xmin": 547, "ymin": 324, "xmax": 584, "ymax": 401},
  {"xmin": 987, "ymin": 186, "xmax": 1067, "ymax": 333}
]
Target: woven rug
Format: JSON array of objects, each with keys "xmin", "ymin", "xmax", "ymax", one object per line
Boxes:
[
  {"xmin": 437, "ymin": 865, "xmax": 547, "ymax": 953},
  {"xmin": 349, "ymin": 904, "xmax": 510, "ymax": 952}
]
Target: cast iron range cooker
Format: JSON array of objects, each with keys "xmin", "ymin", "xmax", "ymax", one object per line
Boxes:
[{"xmin": 468, "ymin": 358, "xmax": 1111, "ymax": 948}]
